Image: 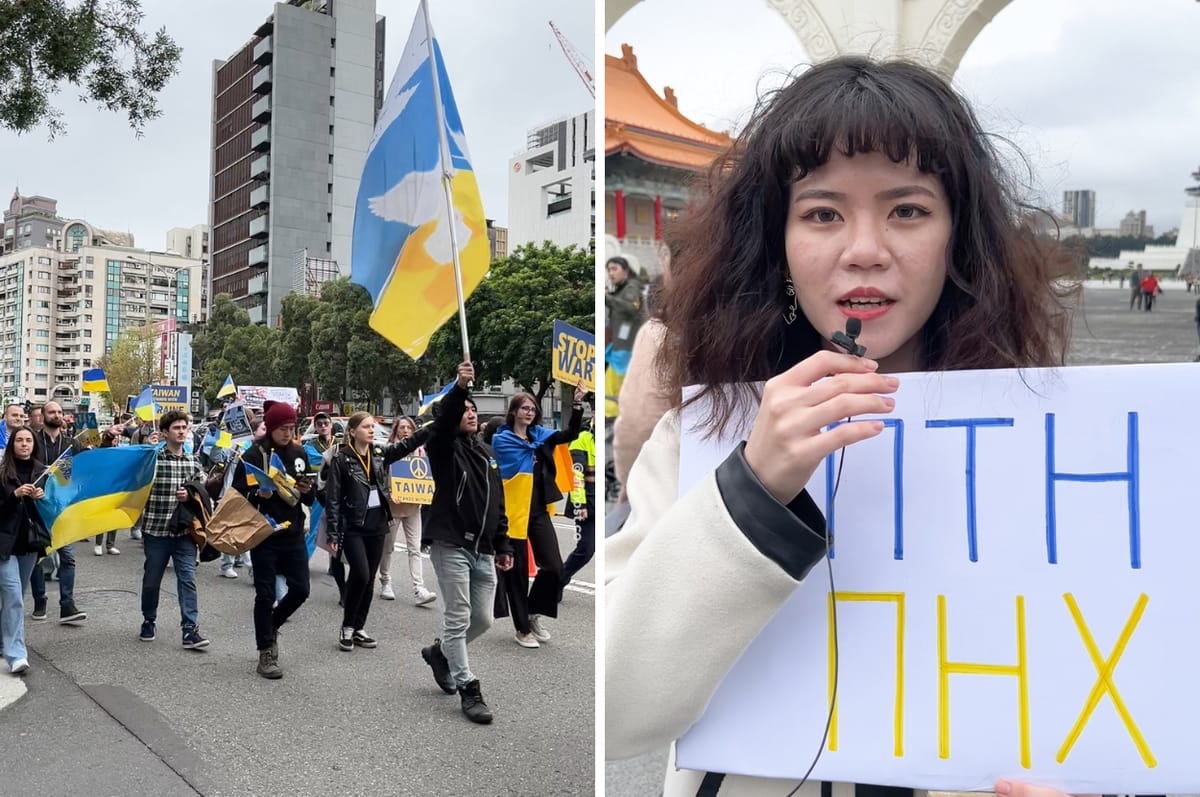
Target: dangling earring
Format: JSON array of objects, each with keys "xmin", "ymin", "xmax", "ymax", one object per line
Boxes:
[{"xmin": 782, "ymin": 276, "xmax": 798, "ymax": 325}]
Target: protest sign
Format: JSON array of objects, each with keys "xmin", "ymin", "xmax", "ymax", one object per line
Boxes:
[
  {"xmin": 673, "ymin": 363, "xmax": 1200, "ymax": 793},
  {"xmin": 552, "ymin": 320, "xmax": 594, "ymax": 391},
  {"xmin": 390, "ymin": 456, "xmax": 434, "ymax": 505},
  {"xmin": 74, "ymin": 412, "xmax": 101, "ymax": 449},
  {"xmin": 150, "ymin": 385, "xmax": 188, "ymax": 412},
  {"xmin": 221, "ymin": 401, "xmax": 253, "ymax": 443}
]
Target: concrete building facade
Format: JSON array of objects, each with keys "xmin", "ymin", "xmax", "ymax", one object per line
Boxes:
[
  {"xmin": 208, "ymin": 0, "xmax": 384, "ymax": 325},
  {"xmin": 0, "ymin": 195, "xmax": 206, "ymax": 403},
  {"xmin": 165, "ymin": 224, "xmax": 211, "ymax": 261},
  {"xmin": 1063, "ymin": 190, "xmax": 1097, "ymax": 230},
  {"xmin": 507, "ymin": 110, "xmax": 596, "ymax": 250}
]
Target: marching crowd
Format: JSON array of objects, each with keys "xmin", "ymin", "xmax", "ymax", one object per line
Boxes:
[{"xmin": 0, "ymin": 361, "xmax": 595, "ymax": 725}]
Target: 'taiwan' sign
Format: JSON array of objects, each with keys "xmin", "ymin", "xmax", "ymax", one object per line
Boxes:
[{"xmin": 390, "ymin": 455, "xmax": 434, "ymax": 505}]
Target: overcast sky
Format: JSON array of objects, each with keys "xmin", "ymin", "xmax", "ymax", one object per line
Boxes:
[
  {"xmin": 607, "ymin": 0, "xmax": 1200, "ymax": 234},
  {"xmin": 1, "ymin": 0, "xmax": 593, "ymax": 251}
]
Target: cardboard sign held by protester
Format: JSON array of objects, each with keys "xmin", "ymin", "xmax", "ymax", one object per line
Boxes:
[
  {"xmin": 74, "ymin": 412, "xmax": 102, "ymax": 449},
  {"xmin": 221, "ymin": 401, "xmax": 253, "ymax": 444},
  {"xmin": 390, "ymin": 456, "xmax": 434, "ymax": 505},
  {"xmin": 552, "ymin": 320, "xmax": 595, "ymax": 391},
  {"xmin": 673, "ymin": 363, "xmax": 1200, "ymax": 794}
]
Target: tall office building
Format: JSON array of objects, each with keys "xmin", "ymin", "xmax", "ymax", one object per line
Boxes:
[
  {"xmin": 208, "ymin": 0, "xmax": 384, "ymax": 325},
  {"xmin": 0, "ymin": 192, "xmax": 205, "ymax": 404},
  {"xmin": 507, "ymin": 110, "xmax": 596, "ymax": 250},
  {"xmin": 1063, "ymin": 189, "xmax": 1096, "ymax": 229}
]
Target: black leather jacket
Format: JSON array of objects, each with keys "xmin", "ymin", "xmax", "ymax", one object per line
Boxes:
[{"xmin": 324, "ymin": 427, "xmax": 432, "ymax": 546}]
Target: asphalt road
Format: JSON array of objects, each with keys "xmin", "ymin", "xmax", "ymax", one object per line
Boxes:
[
  {"xmin": 602, "ymin": 282, "xmax": 1200, "ymax": 797},
  {"xmin": 2, "ymin": 517, "xmax": 594, "ymax": 796}
]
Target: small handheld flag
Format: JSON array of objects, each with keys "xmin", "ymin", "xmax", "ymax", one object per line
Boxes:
[
  {"xmin": 81, "ymin": 368, "xmax": 110, "ymax": 393},
  {"xmin": 418, "ymin": 380, "xmax": 455, "ymax": 416},
  {"xmin": 132, "ymin": 387, "xmax": 158, "ymax": 422},
  {"xmin": 243, "ymin": 460, "xmax": 275, "ymax": 493},
  {"xmin": 217, "ymin": 375, "xmax": 237, "ymax": 399}
]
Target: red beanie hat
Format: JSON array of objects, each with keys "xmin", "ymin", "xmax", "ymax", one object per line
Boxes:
[{"xmin": 263, "ymin": 401, "xmax": 297, "ymax": 433}]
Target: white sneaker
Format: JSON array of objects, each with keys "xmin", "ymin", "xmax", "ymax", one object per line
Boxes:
[
  {"xmin": 413, "ymin": 587, "xmax": 437, "ymax": 607},
  {"xmin": 221, "ymin": 568, "xmax": 238, "ymax": 579},
  {"xmin": 10, "ymin": 658, "xmax": 28, "ymax": 674},
  {"xmin": 380, "ymin": 582, "xmax": 396, "ymax": 600},
  {"xmin": 93, "ymin": 545, "xmax": 103, "ymax": 556},
  {"xmin": 529, "ymin": 615, "xmax": 551, "ymax": 643},
  {"xmin": 106, "ymin": 546, "xmax": 120, "ymax": 556},
  {"xmin": 514, "ymin": 632, "xmax": 540, "ymax": 648}
]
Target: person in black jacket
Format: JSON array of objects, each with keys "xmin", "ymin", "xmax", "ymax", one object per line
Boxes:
[
  {"xmin": 418, "ymin": 361, "xmax": 514, "ymax": 724},
  {"xmin": 324, "ymin": 411, "xmax": 431, "ymax": 653},
  {"xmin": 0, "ymin": 427, "xmax": 47, "ymax": 675},
  {"xmin": 230, "ymin": 401, "xmax": 314, "ymax": 679},
  {"xmin": 29, "ymin": 400, "xmax": 88, "ymax": 624}
]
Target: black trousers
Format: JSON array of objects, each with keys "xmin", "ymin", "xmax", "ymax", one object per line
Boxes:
[
  {"xmin": 560, "ymin": 510, "xmax": 595, "ymax": 587},
  {"xmin": 342, "ymin": 531, "xmax": 386, "ymax": 631},
  {"xmin": 498, "ymin": 511, "xmax": 564, "ymax": 632},
  {"xmin": 250, "ymin": 540, "xmax": 311, "ymax": 651}
]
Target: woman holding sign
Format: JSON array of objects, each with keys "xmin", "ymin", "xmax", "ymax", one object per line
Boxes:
[
  {"xmin": 324, "ymin": 412, "xmax": 432, "ymax": 653},
  {"xmin": 606, "ymin": 57, "xmax": 1074, "ymax": 797},
  {"xmin": 492, "ymin": 383, "xmax": 586, "ymax": 648},
  {"xmin": 379, "ymin": 416, "xmax": 437, "ymax": 607}
]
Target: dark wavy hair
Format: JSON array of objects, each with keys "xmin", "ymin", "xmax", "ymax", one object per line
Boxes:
[{"xmin": 657, "ymin": 56, "xmax": 1072, "ymax": 434}]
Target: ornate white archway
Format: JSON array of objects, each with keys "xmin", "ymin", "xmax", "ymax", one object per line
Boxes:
[{"xmin": 605, "ymin": 0, "xmax": 1014, "ymax": 78}]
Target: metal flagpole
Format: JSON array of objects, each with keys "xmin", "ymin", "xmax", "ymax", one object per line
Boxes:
[{"xmin": 420, "ymin": 0, "xmax": 471, "ymax": 363}]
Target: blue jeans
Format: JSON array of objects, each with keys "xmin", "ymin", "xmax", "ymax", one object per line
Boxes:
[
  {"xmin": 0, "ymin": 554, "xmax": 36, "ymax": 665},
  {"xmin": 429, "ymin": 542, "xmax": 496, "ymax": 687},
  {"xmin": 29, "ymin": 543, "xmax": 75, "ymax": 605},
  {"xmin": 142, "ymin": 535, "xmax": 199, "ymax": 630}
]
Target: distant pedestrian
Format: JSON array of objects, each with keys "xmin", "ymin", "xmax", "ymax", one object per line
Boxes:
[
  {"xmin": 0, "ymin": 427, "xmax": 46, "ymax": 676},
  {"xmin": 1130, "ymin": 266, "xmax": 1144, "ymax": 310},
  {"xmin": 380, "ymin": 416, "xmax": 437, "ymax": 607},
  {"xmin": 1141, "ymin": 272, "xmax": 1159, "ymax": 312}
]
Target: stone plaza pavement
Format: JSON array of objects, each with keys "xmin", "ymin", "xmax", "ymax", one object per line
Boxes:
[
  {"xmin": 1, "ymin": 517, "xmax": 595, "ymax": 796},
  {"xmin": 603, "ymin": 283, "xmax": 1198, "ymax": 796}
]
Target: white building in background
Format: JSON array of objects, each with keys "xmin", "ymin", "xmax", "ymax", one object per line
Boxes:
[
  {"xmin": 507, "ymin": 110, "xmax": 595, "ymax": 250},
  {"xmin": 1063, "ymin": 189, "xmax": 1097, "ymax": 229},
  {"xmin": 165, "ymin": 224, "xmax": 211, "ymax": 261},
  {"xmin": 0, "ymin": 221, "xmax": 206, "ymax": 405}
]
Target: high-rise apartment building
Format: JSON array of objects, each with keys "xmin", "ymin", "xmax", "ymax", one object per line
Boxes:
[
  {"xmin": 208, "ymin": 0, "xmax": 384, "ymax": 325},
  {"xmin": 1118, "ymin": 210, "xmax": 1154, "ymax": 239},
  {"xmin": 508, "ymin": 110, "xmax": 596, "ymax": 250},
  {"xmin": 0, "ymin": 192, "xmax": 205, "ymax": 403},
  {"xmin": 1063, "ymin": 190, "xmax": 1096, "ymax": 229}
]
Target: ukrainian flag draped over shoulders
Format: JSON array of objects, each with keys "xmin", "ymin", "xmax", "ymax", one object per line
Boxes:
[
  {"xmin": 35, "ymin": 446, "xmax": 158, "ymax": 550},
  {"xmin": 351, "ymin": 3, "xmax": 489, "ymax": 359},
  {"xmin": 492, "ymin": 427, "xmax": 575, "ymax": 541}
]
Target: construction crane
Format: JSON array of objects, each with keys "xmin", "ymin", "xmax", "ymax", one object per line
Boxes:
[{"xmin": 549, "ymin": 21, "xmax": 594, "ymax": 98}]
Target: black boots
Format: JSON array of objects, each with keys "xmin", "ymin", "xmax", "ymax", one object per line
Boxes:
[
  {"xmin": 458, "ymin": 679, "xmax": 493, "ymax": 724},
  {"xmin": 420, "ymin": 639, "xmax": 457, "ymax": 695}
]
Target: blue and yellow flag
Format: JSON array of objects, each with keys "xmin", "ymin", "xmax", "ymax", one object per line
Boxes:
[
  {"xmin": 217, "ymin": 375, "xmax": 237, "ymax": 399},
  {"xmin": 243, "ymin": 460, "xmax": 275, "ymax": 493},
  {"xmin": 350, "ymin": 2, "xmax": 489, "ymax": 359},
  {"xmin": 81, "ymin": 368, "xmax": 110, "ymax": 393},
  {"xmin": 132, "ymin": 386, "xmax": 158, "ymax": 422},
  {"xmin": 36, "ymin": 446, "xmax": 157, "ymax": 550},
  {"xmin": 492, "ymin": 426, "xmax": 576, "ymax": 541},
  {"xmin": 418, "ymin": 380, "xmax": 455, "ymax": 416}
]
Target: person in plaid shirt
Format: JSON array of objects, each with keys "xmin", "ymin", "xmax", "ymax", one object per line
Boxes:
[{"xmin": 136, "ymin": 410, "xmax": 209, "ymax": 649}]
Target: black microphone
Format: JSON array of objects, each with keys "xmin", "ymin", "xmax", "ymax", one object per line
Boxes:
[{"xmin": 830, "ymin": 318, "xmax": 866, "ymax": 356}]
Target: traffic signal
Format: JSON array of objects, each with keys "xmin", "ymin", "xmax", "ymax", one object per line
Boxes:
[{"xmin": 23, "ymin": 400, "xmax": 31, "ymax": 415}]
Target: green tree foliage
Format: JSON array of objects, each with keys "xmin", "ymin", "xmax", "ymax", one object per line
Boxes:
[
  {"xmin": 0, "ymin": 0, "xmax": 182, "ymax": 137},
  {"xmin": 425, "ymin": 241, "xmax": 595, "ymax": 403},
  {"xmin": 94, "ymin": 325, "xmax": 161, "ymax": 411},
  {"xmin": 273, "ymin": 292, "xmax": 322, "ymax": 390}
]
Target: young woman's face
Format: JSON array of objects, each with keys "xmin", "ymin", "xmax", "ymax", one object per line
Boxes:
[
  {"xmin": 785, "ymin": 150, "xmax": 951, "ymax": 371},
  {"xmin": 11, "ymin": 429, "xmax": 33, "ymax": 459}
]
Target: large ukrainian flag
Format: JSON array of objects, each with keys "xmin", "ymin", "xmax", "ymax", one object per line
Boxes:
[
  {"xmin": 36, "ymin": 446, "xmax": 158, "ymax": 550},
  {"xmin": 492, "ymin": 427, "xmax": 576, "ymax": 541},
  {"xmin": 351, "ymin": 2, "xmax": 489, "ymax": 359}
]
